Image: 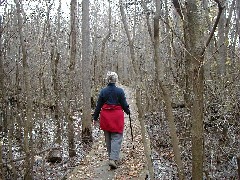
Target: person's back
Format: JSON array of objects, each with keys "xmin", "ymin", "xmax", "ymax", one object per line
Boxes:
[
  {"xmin": 93, "ymin": 71, "xmax": 130, "ymax": 169},
  {"xmin": 96, "ymin": 83, "xmax": 129, "ymax": 113}
]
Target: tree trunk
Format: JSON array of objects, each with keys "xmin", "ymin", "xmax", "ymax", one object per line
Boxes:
[
  {"xmin": 119, "ymin": 0, "xmax": 155, "ymax": 179},
  {"xmin": 142, "ymin": 0, "xmax": 185, "ymax": 179},
  {"xmin": 55, "ymin": 0, "xmax": 62, "ymax": 146},
  {"xmin": 217, "ymin": 7, "xmax": 226, "ymax": 76},
  {"xmin": 52, "ymin": 51, "xmax": 61, "ymax": 144},
  {"xmin": 203, "ymin": 0, "xmax": 212, "ymax": 80},
  {"xmin": 48, "ymin": 49, "xmax": 62, "ymax": 161},
  {"xmin": 99, "ymin": 0, "xmax": 111, "ymax": 86},
  {"xmin": 41, "ymin": 0, "xmax": 63, "ymax": 161},
  {"xmin": 135, "ymin": 87, "xmax": 155, "ymax": 179},
  {"xmin": 184, "ymin": 1, "xmax": 204, "ymax": 179},
  {"xmin": 0, "ymin": 14, "xmax": 7, "ymax": 135},
  {"xmin": 82, "ymin": 0, "xmax": 93, "ymax": 144},
  {"xmin": 153, "ymin": 0, "xmax": 185, "ymax": 178},
  {"xmin": 14, "ymin": 0, "xmax": 33, "ymax": 179},
  {"xmin": 0, "ymin": 15, "xmax": 6, "ymax": 175},
  {"xmin": 8, "ymin": 107, "xmax": 17, "ymax": 179},
  {"xmin": 237, "ymin": 0, "xmax": 240, "ymax": 42},
  {"xmin": 66, "ymin": 0, "xmax": 78, "ymax": 157},
  {"xmin": 0, "ymin": 139, "xmax": 4, "ymax": 179},
  {"xmin": 237, "ymin": 154, "xmax": 240, "ymax": 179},
  {"xmin": 191, "ymin": 56, "xmax": 204, "ymax": 180}
]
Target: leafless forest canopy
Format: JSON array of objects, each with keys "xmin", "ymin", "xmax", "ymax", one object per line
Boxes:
[{"xmin": 0, "ymin": 0, "xmax": 240, "ymax": 179}]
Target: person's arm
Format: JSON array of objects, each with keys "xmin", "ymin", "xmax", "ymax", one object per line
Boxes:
[
  {"xmin": 93, "ymin": 90, "xmax": 105, "ymax": 121},
  {"xmin": 119, "ymin": 90, "xmax": 130, "ymax": 115}
]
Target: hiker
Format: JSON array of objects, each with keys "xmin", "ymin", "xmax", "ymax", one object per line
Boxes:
[{"xmin": 93, "ymin": 71, "xmax": 130, "ymax": 169}]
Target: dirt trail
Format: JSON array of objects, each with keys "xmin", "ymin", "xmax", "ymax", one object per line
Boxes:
[{"xmin": 67, "ymin": 85, "xmax": 147, "ymax": 180}]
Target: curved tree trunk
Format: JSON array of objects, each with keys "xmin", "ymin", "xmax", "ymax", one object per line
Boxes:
[
  {"xmin": 142, "ymin": 0, "xmax": 185, "ymax": 179},
  {"xmin": 153, "ymin": 0, "xmax": 185, "ymax": 179},
  {"xmin": 119, "ymin": 0, "xmax": 155, "ymax": 179}
]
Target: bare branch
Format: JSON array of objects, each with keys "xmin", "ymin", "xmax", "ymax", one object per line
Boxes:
[
  {"xmin": 172, "ymin": 0, "xmax": 183, "ymax": 19},
  {"xmin": 141, "ymin": 0, "xmax": 154, "ymax": 43},
  {"xmin": 0, "ymin": 0, "xmax": 6, "ymax": 6},
  {"xmin": 201, "ymin": 0, "xmax": 224, "ymax": 56}
]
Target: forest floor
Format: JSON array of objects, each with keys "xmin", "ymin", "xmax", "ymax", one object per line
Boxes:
[
  {"xmin": 2, "ymin": 85, "xmax": 238, "ymax": 179},
  {"xmin": 66, "ymin": 84, "xmax": 240, "ymax": 180},
  {"xmin": 1, "ymin": 85, "xmax": 177, "ymax": 179},
  {"xmin": 66, "ymin": 85, "xmax": 149, "ymax": 180}
]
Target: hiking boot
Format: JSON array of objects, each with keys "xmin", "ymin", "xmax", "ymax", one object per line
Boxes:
[{"xmin": 109, "ymin": 159, "xmax": 117, "ymax": 169}]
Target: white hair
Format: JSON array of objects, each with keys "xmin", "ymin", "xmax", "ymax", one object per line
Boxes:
[{"xmin": 106, "ymin": 71, "xmax": 118, "ymax": 83}]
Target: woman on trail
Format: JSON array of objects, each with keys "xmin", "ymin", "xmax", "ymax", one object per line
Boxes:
[{"xmin": 93, "ymin": 71, "xmax": 130, "ymax": 169}]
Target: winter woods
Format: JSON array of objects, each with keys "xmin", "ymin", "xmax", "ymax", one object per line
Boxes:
[{"xmin": 0, "ymin": 0, "xmax": 239, "ymax": 179}]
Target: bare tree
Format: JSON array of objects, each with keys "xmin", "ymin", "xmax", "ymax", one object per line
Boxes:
[
  {"xmin": 178, "ymin": 0, "xmax": 222, "ymax": 178},
  {"xmin": 99, "ymin": 0, "xmax": 112, "ymax": 86},
  {"xmin": 8, "ymin": 107, "xmax": 17, "ymax": 179},
  {"xmin": 14, "ymin": 0, "xmax": 33, "ymax": 178},
  {"xmin": 0, "ymin": 14, "xmax": 5, "ymax": 179},
  {"xmin": 53, "ymin": 0, "xmax": 62, "ymax": 149},
  {"xmin": 82, "ymin": 0, "xmax": 93, "ymax": 143},
  {"xmin": 141, "ymin": 0, "xmax": 185, "ymax": 179},
  {"xmin": 0, "ymin": 14, "xmax": 6, "ymax": 135},
  {"xmin": 217, "ymin": 6, "xmax": 226, "ymax": 76},
  {"xmin": 66, "ymin": 0, "xmax": 77, "ymax": 157},
  {"xmin": 237, "ymin": 0, "xmax": 240, "ymax": 41},
  {"xmin": 119, "ymin": 0, "xmax": 155, "ymax": 179}
]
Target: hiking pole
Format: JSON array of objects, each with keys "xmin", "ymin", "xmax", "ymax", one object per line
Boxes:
[{"xmin": 129, "ymin": 114, "xmax": 134, "ymax": 149}]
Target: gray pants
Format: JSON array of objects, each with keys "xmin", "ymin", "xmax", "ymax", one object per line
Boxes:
[{"xmin": 104, "ymin": 131, "xmax": 123, "ymax": 161}]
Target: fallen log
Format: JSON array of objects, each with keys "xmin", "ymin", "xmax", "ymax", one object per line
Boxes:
[{"xmin": 1, "ymin": 146, "xmax": 60, "ymax": 164}]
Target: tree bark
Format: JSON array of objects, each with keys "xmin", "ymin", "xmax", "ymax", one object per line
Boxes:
[
  {"xmin": 99, "ymin": 0, "xmax": 111, "ymax": 86},
  {"xmin": 142, "ymin": 0, "xmax": 185, "ymax": 179},
  {"xmin": 183, "ymin": 1, "xmax": 204, "ymax": 179},
  {"xmin": 217, "ymin": 7, "xmax": 226, "ymax": 76},
  {"xmin": 119, "ymin": 0, "xmax": 155, "ymax": 179},
  {"xmin": 0, "ymin": 139, "xmax": 4, "ymax": 179},
  {"xmin": 0, "ymin": 15, "xmax": 6, "ymax": 175},
  {"xmin": 48, "ymin": 49, "xmax": 63, "ymax": 161},
  {"xmin": 237, "ymin": 0, "xmax": 240, "ymax": 42},
  {"xmin": 153, "ymin": 0, "xmax": 185, "ymax": 178},
  {"xmin": 66, "ymin": 0, "xmax": 78, "ymax": 157},
  {"xmin": 14, "ymin": 0, "xmax": 33, "ymax": 179},
  {"xmin": 0, "ymin": 14, "xmax": 7, "ymax": 135},
  {"xmin": 237, "ymin": 154, "xmax": 240, "ymax": 179},
  {"xmin": 8, "ymin": 107, "xmax": 17, "ymax": 179},
  {"xmin": 82, "ymin": 0, "xmax": 93, "ymax": 144},
  {"xmin": 54, "ymin": 0, "xmax": 62, "ymax": 146}
]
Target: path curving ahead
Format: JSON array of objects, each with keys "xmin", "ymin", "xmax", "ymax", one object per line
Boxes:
[{"xmin": 67, "ymin": 85, "xmax": 147, "ymax": 180}]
